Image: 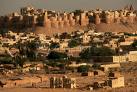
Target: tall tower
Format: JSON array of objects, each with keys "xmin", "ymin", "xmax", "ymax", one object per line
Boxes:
[
  {"xmin": 95, "ymin": 14, "xmax": 101, "ymax": 24},
  {"xmin": 80, "ymin": 12, "xmax": 89, "ymax": 26}
]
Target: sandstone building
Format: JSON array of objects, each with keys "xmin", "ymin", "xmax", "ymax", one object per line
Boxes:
[{"xmin": 0, "ymin": 5, "xmax": 136, "ymax": 31}]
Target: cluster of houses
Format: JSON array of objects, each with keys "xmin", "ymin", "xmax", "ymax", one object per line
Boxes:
[
  {"xmin": 1, "ymin": 27, "xmax": 137, "ymax": 62},
  {"xmin": 0, "ymin": 5, "xmax": 137, "ymax": 30},
  {"xmin": 75, "ymin": 62, "xmax": 124, "ymax": 91},
  {"xmin": 93, "ymin": 72, "xmax": 124, "ymax": 89},
  {"xmin": 1, "ymin": 28, "xmax": 137, "ymax": 90},
  {"xmin": 0, "ymin": 62, "xmax": 124, "ymax": 90},
  {"xmin": 1, "ymin": 30, "xmax": 137, "ymax": 90},
  {"xmin": 0, "ymin": 75, "xmax": 48, "ymax": 88}
]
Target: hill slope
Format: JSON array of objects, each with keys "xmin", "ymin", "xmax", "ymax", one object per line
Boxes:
[{"xmin": 33, "ymin": 22, "xmax": 137, "ymax": 36}]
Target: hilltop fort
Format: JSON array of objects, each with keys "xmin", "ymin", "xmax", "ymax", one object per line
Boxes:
[{"xmin": 0, "ymin": 5, "xmax": 137, "ymax": 35}]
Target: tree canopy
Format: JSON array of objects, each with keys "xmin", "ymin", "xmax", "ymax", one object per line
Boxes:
[
  {"xmin": 77, "ymin": 65, "xmax": 90, "ymax": 73},
  {"xmin": 49, "ymin": 42, "xmax": 60, "ymax": 49},
  {"xmin": 47, "ymin": 51, "xmax": 68, "ymax": 60},
  {"xmin": 68, "ymin": 39, "xmax": 81, "ymax": 48},
  {"xmin": 17, "ymin": 39, "xmax": 40, "ymax": 61},
  {"xmin": 59, "ymin": 32, "xmax": 71, "ymax": 39},
  {"xmin": 79, "ymin": 46, "xmax": 116, "ymax": 59},
  {"xmin": 131, "ymin": 40, "xmax": 137, "ymax": 48}
]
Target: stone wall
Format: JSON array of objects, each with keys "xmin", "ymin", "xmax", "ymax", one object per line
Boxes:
[{"xmin": 1, "ymin": 6, "xmax": 136, "ymax": 30}]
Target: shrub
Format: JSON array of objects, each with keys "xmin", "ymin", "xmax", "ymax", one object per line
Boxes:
[{"xmin": 77, "ymin": 65, "xmax": 90, "ymax": 73}]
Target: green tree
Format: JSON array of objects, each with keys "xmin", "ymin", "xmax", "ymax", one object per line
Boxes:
[
  {"xmin": 26, "ymin": 40, "xmax": 40, "ymax": 60},
  {"xmin": 0, "ymin": 29, "xmax": 7, "ymax": 36},
  {"xmin": 47, "ymin": 51, "xmax": 68, "ymax": 60},
  {"xmin": 13, "ymin": 55, "xmax": 27, "ymax": 67},
  {"xmin": 50, "ymin": 42, "xmax": 60, "ymax": 49},
  {"xmin": 132, "ymin": 40, "xmax": 137, "ymax": 48},
  {"xmin": 17, "ymin": 39, "xmax": 40, "ymax": 61},
  {"xmin": 68, "ymin": 39, "xmax": 81, "ymax": 48},
  {"xmin": 80, "ymin": 46, "xmax": 116, "ymax": 59},
  {"xmin": 92, "ymin": 63, "xmax": 101, "ymax": 69},
  {"xmin": 59, "ymin": 32, "xmax": 71, "ymax": 39},
  {"xmin": 77, "ymin": 65, "xmax": 90, "ymax": 73}
]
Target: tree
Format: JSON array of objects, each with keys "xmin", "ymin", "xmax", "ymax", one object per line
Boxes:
[
  {"xmin": 26, "ymin": 40, "xmax": 40, "ymax": 60},
  {"xmin": 92, "ymin": 63, "xmax": 100, "ymax": 69},
  {"xmin": 18, "ymin": 42, "xmax": 27, "ymax": 57},
  {"xmin": 77, "ymin": 65, "xmax": 90, "ymax": 73},
  {"xmin": 49, "ymin": 42, "xmax": 60, "ymax": 49},
  {"xmin": 57, "ymin": 63, "xmax": 66, "ymax": 70},
  {"xmin": 59, "ymin": 32, "xmax": 71, "ymax": 39},
  {"xmin": 0, "ymin": 29, "xmax": 7, "ymax": 36},
  {"xmin": 79, "ymin": 48, "xmax": 91, "ymax": 59},
  {"xmin": 131, "ymin": 40, "xmax": 137, "ymax": 48},
  {"xmin": 17, "ymin": 39, "xmax": 40, "ymax": 61},
  {"xmin": 13, "ymin": 55, "xmax": 27, "ymax": 67},
  {"xmin": 68, "ymin": 39, "xmax": 81, "ymax": 48},
  {"xmin": 47, "ymin": 51, "xmax": 68, "ymax": 60},
  {"xmin": 80, "ymin": 46, "xmax": 116, "ymax": 59}
]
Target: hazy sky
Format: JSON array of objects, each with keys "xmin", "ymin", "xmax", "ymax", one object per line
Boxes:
[{"xmin": 0, "ymin": 0, "xmax": 137, "ymax": 15}]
